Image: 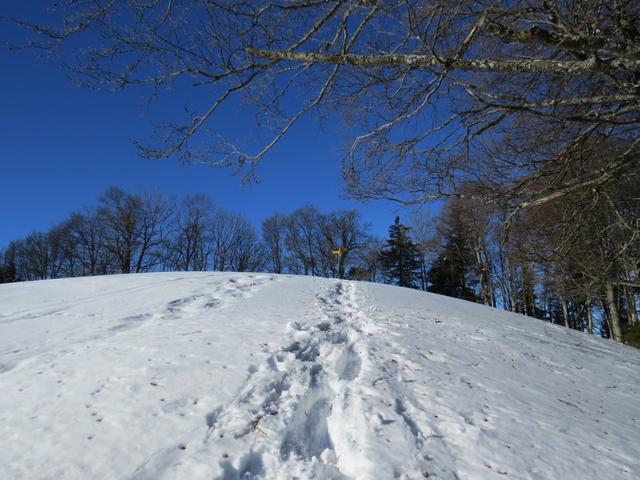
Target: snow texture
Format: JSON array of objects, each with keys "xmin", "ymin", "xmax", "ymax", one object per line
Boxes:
[{"xmin": 1, "ymin": 272, "xmax": 639, "ymax": 479}]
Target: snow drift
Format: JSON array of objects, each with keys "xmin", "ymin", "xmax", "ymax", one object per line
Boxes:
[{"xmin": 0, "ymin": 272, "xmax": 638, "ymax": 479}]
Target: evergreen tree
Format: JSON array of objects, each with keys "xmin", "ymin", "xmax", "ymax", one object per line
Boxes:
[
  {"xmin": 0, "ymin": 247, "xmax": 18, "ymax": 284},
  {"xmin": 380, "ymin": 217, "xmax": 421, "ymax": 289},
  {"xmin": 427, "ymin": 212, "xmax": 477, "ymax": 302},
  {"xmin": 0, "ymin": 262, "xmax": 17, "ymax": 284}
]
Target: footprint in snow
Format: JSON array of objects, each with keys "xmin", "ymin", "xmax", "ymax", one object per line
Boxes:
[
  {"xmin": 215, "ymin": 451, "xmax": 264, "ymax": 480},
  {"xmin": 335, "ymin": 345, "xmax": 362, "ymax": 381}
]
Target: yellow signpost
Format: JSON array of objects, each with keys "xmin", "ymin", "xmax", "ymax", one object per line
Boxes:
[{"xmin": 332, "ymin": 247, "xmax": 348, "ymax": 278}]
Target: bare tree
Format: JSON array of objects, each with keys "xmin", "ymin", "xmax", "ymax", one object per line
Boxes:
[
  {"xmin": 48, "ymin": 218, "xmax": 82, "ymax": 278},
  {"xmin": 318, "ymin": 210, "xmax": 368, "ymax": 279},
  {"xmin": 285, "ymin": 206, "xmax": 322, "ymax": 276},
  {"xmin": 99, "ymin": 188, "xmax": 140, "ymax": 274},
  {"xmin": 69, "ymin": 208, "xmax": 112, "ymax": 276},
  {"xmin": 350, "ymin": 236, "xmax": 384, "ymax": 283},
  {"xmin": 6, "ymin": 228, "xmax": 74, "ymax": 280},
  {"xmin": 448, "ymin": 193, "xmax": 497, "ymax": 307},
  {"xmin": 262, "ymin": 213, "xmax": 286, "ymax": 274},
  {"xmin": 497, "ymin": 144, "xmax": 640, "ymax": 339},
  {"xmin": 166, "ymin": 194, "xmax": 214, "ymax": 271},
  {"xmin": 99, "ymin": 187, "xmax": 169, "ymax": 274},
  {"xmin": 228, "ymin": 222, "xmax": 266, "ymax": 273},
  {"xmin": 16, "ymin": 232, "xmax": 54, "ymax": 280},
  {"xmin": 209, "ymin": 210, "xmax": 263, "ymax": 272},
  {"xmin": 135, "ymin": 191, "xmax": 171, "ymax": 273},
  {"xmin": 14, "ymin": 1, "xmax": 640, "ymax": 215}
]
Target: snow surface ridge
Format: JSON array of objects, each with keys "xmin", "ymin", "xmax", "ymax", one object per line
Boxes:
[{"xmin": 1, "ymin": 272, "xmax": 639, "ymax": 479}]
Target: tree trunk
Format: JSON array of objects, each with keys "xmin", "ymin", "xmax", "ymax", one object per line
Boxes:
[
  {"xmin": 507, "ymin": 266, "xmax": 517, "ymax": 312},
  {"xmin": 599, "ymin": 297, "xmax": 613, "ymax": 338},
  {"xmin": 561, "ymin": 298, "xmax": 570, "ymax": 328},
  {"xmin": 605, "ymin": 282, "xmax": 624, "ymax": 342},
  {"xmin": 474, "ymin": 248, "xmax": 492, "ymax": 306},
  {"xmin": 625, "ymin": 287, "xmax": 638, "ymax": 325},
  {"xmin": 587, "ymin": 301, "xmax": 594, "ymax": 335},
  {"xmin": 509, "ymin": 293, "xmax": 517, "ymax": 313}
]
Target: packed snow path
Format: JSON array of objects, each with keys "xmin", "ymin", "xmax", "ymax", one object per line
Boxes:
[{"xmin": 1, "ymin": 273, "xmax": 639, "ymax": 479}]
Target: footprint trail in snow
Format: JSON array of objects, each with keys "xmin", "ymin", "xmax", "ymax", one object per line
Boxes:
[{"xmin": 160, "ymin": 281, "xmax": 455, "ymax": 480}]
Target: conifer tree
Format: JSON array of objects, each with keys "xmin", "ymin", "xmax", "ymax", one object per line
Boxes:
[
  {"xmin": 427, "ymin": 212, "xmax": 478, "ymax": 302},
  {"xmin": 380, "ymin": 217, "xmax": 421, "ymax": 289},
  {"xmin": 0, "ymin": 260, "xmax": 17, "ymax": 284}
]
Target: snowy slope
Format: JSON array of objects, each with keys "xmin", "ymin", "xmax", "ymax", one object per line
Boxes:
[{"xmin": 0, "ymin": 273, "xmax": 639, "ymax": 480}]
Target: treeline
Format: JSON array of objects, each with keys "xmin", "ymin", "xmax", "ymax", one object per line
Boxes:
[
  {"xmin": 0, "ymin": 187, "xmax": 375, "ymax": 283},
  {"xmin": 1, "ymin": 185, "xmax": 638, "ymax": 345},
  {"xmin": 409, "ymin": 176, "xmax": 640, "ymax": 346}
]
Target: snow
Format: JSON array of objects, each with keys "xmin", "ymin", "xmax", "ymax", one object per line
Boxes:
[{"xmin": 0, "ymin": 272, "xmax": 639, "ymax": 479}]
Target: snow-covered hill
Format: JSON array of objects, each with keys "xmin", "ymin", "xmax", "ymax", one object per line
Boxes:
[{"xmin": 1, "ymin": 273, "xmax": 638, "ymax": 479}]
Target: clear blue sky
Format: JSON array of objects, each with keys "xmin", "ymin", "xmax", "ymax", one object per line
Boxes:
[{"xmin": 0, "ymin": 3, "xmax": 412, "ymax": 249}]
